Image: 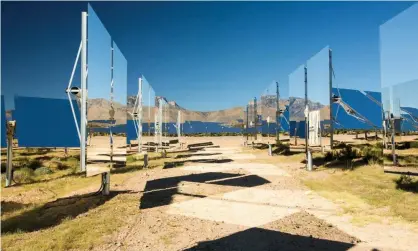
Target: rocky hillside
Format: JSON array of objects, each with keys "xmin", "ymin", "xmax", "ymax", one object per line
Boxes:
[
  {"xmin": 92, "ymin": 95, "xmax": 330, "ymax": 125},
  {"xmin": 127, "ymin": 96, "xmax": 245, "ymax": 124}
]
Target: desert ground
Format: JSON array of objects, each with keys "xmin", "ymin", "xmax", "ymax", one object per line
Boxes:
[{"xmin": 1, "ymin": 136, "xmax": 418, "ymax": 251}]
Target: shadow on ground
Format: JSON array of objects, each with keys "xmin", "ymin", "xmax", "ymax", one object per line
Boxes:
[
  {"xmin": 1, "ymin": 190, "xmax": 133, "ymax": 233},
  {"xmin": 208, "ymin": 174, "xmax": 270, "ymax": 187},
  {"xmin": 174, "ymin": 153, "xmax": 221, "ymax": 159},
  {"xmin": 395, "ymin": 175, "xmax": 418, "ymax": 193},
  {"xmin": 140, "ymin": 172, "xmax": 270, "ymax": 209},
  {"xmin": 98, "ymin": 153, "xmax": 128, "ymax": 158},
  {"xmin": 272, "ymin": 144, "xmax": 303, "ymax": 156},
  {"xmin": 306, "ymin": 157, "xmax": 366, "ymax": 170},
  {"xmin": 1, "ymin": 201, "xmax": 30, "ymax": 215},
  {"xmin": 184, "ymin": 227, "xmax": 356, "ymax": 251},
  {"xmin": 87, "ymin": 159, "xmax": 126, "ymax": 169},
  {"xmin": 163, "ymin": 158, "xmax": 233, "ymax": 169},
  {"xmin": 185, "ymin": 228, "xmax": 360, "ymax": 251},
  {"xmin": 111, "ymin": 165, "xmax": 143, "ymax": 174}
]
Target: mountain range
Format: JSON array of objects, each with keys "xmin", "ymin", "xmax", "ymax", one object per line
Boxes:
[{"xmin": 87, "ymin": 95, "xmax": 330, "ymax": 125}]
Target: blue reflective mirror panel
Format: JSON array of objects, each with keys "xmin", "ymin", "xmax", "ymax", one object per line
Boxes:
[
  {"xmin": 290, "ymin": 120, "xmax": 306, "ymax": 138},
  {"xmin": 331, "ymin": 88, "xmax": 382, "ymax": 130},
  {"xmin": 14, "ymin": 96, "xmax": 80, "ymax": 147}
]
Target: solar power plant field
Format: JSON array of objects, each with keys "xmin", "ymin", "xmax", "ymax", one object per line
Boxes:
[
  {"xmin": 259, "ymin": 81, "xmax": 290, "ymax": 145},
  {"xmin": 1, "ymin": 2, "xmax": 418, "ymax": 251}
]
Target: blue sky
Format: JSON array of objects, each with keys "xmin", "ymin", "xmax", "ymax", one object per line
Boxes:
[{"xmin": 1, "ymin": 1, "xmax": 416, "ymax": 111}]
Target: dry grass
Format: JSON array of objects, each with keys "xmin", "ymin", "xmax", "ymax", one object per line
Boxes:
[
  {"xmin": 304, "ymin": 165, "xmax": 418, "ymax": 224},
  {"xmin": 1, "ymin": 148, "xmax": 177, "ymax": 251},
  {"xmin": 2, "ymin": 192, "xmax": 138, "ymax": 251}
]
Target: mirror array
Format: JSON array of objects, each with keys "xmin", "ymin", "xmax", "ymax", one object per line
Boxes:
[
  {"xmin": 156, "ymin": 96, "xmax": 169, "ymax": 148},
  {"xmin": 380, "ymin": 3, "xmax": 418, "ymax": 168},
  {"xmin": 244, "ymin": 98, "xmax": 259, "ymax": 142},
  {"xmin": 161, "ymin": 95, "xmax": 181, "ymax": 145},
  {"xmin": 2, "ymin": 2, "xmax": 418, "ymax": 187},
  {"xmin": 127, "ymin": 76, "xmax": 157, "ymax": 152},
  {"xmin": 306, "ymin": 47, "xmax": 331, "ymax": 151},
  {"xmin": 260, "ymin": 82, "xmax": 278, "ymax": 145},
  {"xmin": 86, "ymin": 4, "xmax": 124, "ymax": 176},
  {"xmin": 259, "ymin": 81, "xmax": 290, "ymax": 145},
  {"xmin": 288, "ymin": 47, "xmax": 333, "ymax": 152}
]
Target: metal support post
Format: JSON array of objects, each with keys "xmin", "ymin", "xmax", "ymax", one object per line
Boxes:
[
  {"xmin": 254, "ymin": 97, "xmax": 258, "ymax": 141},
  {"xmin": 329, "ymin": 48, "xmax": 334, "ymax": 150},
  {"xmin": 80, "ymin": 11, "xmax": 87, "ymax": 172},
  {"xmin": 246, "ymin": 105, "xmax": 249, "ymax": 143},
  {"xmin": 391, "ymin": 117, "xmax": 397, "ymax": 166},
  {"xmin": 5, "ymin": 121, "xmax": 16, "ymax": 187},
  {"xmin": 304, "ymin": 66, "xmax": 308, "ymax": 158},
  {"xmin": 307, "ymin": 150, "xmax": 313, "ymax": 171},
  {"xmin": 102, "ymin": 172, "xmax": 110, "ymax": 195}
]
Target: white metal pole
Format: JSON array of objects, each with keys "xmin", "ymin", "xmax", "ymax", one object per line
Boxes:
[
  {"xmin": 177, "ymin": 110, "xmax": 181, "ymax": 141},
  {"xmin": 268, "ymin": 118, "xmax": 270, "ymax": 144},
  {"xmin": 159, "ymin": 99, "xmax": 163, "ymax": 149},
  {"xmin": 154, "ymin": 113, "xmax": 158, "ymax": 152},
  {"xmin": 102, "ymin": 172, "xmax": 110, "ymax": 195},
  {"xmin": 320, "ymin": 123, "xmax": 324, "ymax": 153},
  {"xmin": 138, "ymin": 77, "xmax": 143, "ymax": 153},
  {"xmin": 80, "ymin": 12, "xmax": 87, "ymax": 172},
  {"xmin": 110, "ymin": 45, "xmax": 114, "ymax": 166},
  {"xmin": 148, "ymin": 88, "xmax": 151, "ymax": 137},
  {"xmin": 329, "ymin": 48, "xmax": 334, "ymax": 150}
]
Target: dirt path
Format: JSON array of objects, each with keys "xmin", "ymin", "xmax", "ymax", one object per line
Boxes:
[{"xmin": 97, "ymin": 141, "xmax": 417, "ymax": 251}]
